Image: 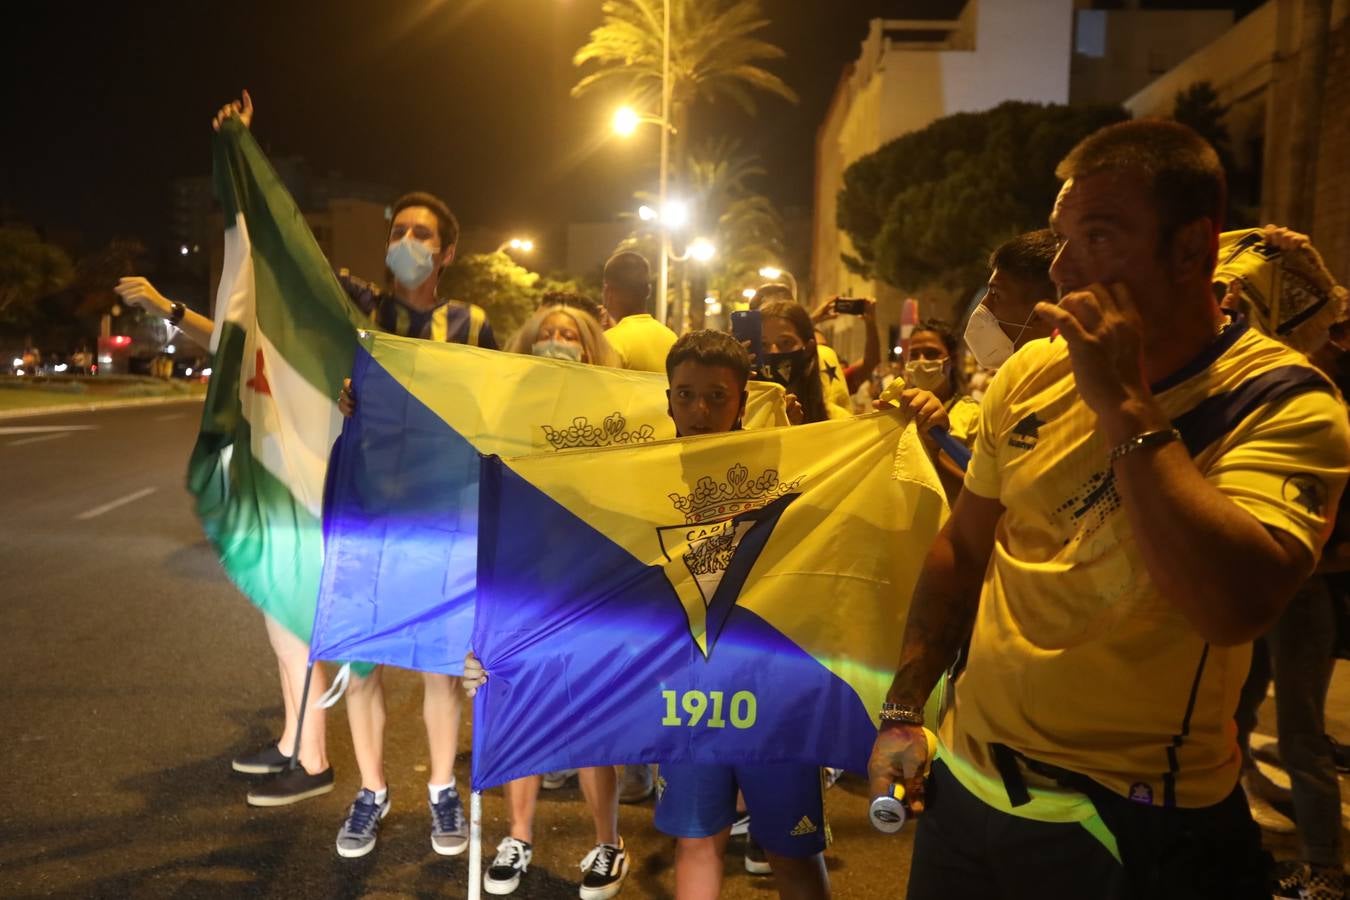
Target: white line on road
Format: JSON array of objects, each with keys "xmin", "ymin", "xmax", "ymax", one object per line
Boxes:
[
  {"xmin": 75, "ymin": 487, "xmax": 158, "ymax": 521},
  {"xmin": 154, "ymin": 413, "xmax": 185, "ymax": 421},
  {"xmin": 0, "ymin": 425, "xmax": 97, "ymax": 435},
  {"xmin": 8, "ymin": 432, "xmax": 73, "ymax": 447}
]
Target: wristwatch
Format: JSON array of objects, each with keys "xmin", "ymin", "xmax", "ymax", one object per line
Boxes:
[{"xmin": 168, "ymin": 301, "xmax": 186, "ymax": 326}]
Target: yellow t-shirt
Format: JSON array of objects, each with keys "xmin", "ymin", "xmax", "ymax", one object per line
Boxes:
[
  {"xmin": 606, "ymin": 314, "xmax": 678, "ymax": 373},
  {"xmin": 945, "ymin": 324, "xmax": 1350, "ymax": 813},
  {"xmin": 817, "ymin": 344, "xmax": 853, "ymax": 413}
]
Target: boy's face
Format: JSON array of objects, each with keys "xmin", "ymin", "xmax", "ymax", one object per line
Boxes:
[{"xmin": 667, "ymin": 361, "xmax": 747, "ymax": 436}]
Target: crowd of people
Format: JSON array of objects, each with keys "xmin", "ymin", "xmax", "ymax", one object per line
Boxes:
[{"xmin": 122, "ymin": 92, "xmax": 1350, "ymax": 900}]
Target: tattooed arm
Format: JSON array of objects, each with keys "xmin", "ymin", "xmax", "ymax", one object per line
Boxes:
[{"xmin": 867, "ymin": 489, "xmax": 1003, "ymax": 813}]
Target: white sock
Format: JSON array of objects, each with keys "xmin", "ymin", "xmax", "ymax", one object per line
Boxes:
[
  {"xmin": 428, "ymin": 780, "xmax": 455, "ymax": 802},
  {"xmin": 372, "ymin": 787, "xmax": 388, "ymax": 805}
]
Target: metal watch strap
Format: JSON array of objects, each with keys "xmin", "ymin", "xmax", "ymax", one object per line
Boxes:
[
  {"xmin": 1108, "ymin": 427, "xmax": 1181, "ymax": 465},
  {"xmin": 168, "ymin": 302, "xmax": 186, "ymax": 326},
  {"xmin": 879, "ymin": 702, "xmax": 924, "ymax": 726}
]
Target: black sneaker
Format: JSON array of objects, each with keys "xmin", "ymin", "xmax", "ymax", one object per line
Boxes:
[
  {"xmin": 744, "ymin": 837, "xmax": 771, "ymax": 876},
  {"xmin": 246, "ymin": 765, "xmax": 335, "ymax": 807},
  {"xmin": 231, "ymin": 743, "xmax": 290, "ymax": 775},
  {"xmin": 485, "ymin": 836, "xmax": 532, "ymax": 896},
  {"xmin": 579, "ymin": 837, "xmax": 629, "ymax": 900},
  {"xmin": 1272, "ymin": 859, "xmax": 1346, "ymax": 900}
]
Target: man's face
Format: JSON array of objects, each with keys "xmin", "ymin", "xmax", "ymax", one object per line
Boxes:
[
  {"xmin": 983, "ymin": 269, "xmax": 1055, "ymax": 346},
  {"xmin": 667, "ymin": 361, "xmax": 746, "ymax": 436},
  {"xmin": 1049, "ymin": 171, "xmax": 1165, "ymax": 301},
  {"xmin": 389, "ymin": 206, "xmax": 453, "ymax": 267}
]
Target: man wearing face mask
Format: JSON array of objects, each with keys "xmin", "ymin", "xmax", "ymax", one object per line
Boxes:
[
  {"xmin": 210, "ymin": 93, "xmax": 497, "ymax": 858},
  {"xmin": 869, "ymin": 120, "xmax": 1350, "ymax": 899},
  {"xmin": 963, "ymin": 230, "xmax": 1058, "ymax": 371}
]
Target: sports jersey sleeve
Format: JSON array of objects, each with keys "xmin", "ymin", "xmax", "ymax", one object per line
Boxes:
[
  {"xmin": 477, "ymin": 318, "xmax": 498, "ymax": 351},
  {"xmin": 337, "ymin": 271, "xmax": 378, "ymax": 317},
  {"xmin": 1206, "ymin": 390, "xmax": 1350, "ymax": 558}
]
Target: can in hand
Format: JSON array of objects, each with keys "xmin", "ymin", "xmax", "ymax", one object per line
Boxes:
[{"xmin": 869, "ymin": 784, "xmax": 908, "ymax": 833}]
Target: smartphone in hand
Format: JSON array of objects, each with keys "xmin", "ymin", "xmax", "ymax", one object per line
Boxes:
[
  {"xmin": 833, "ymin": 297, "xmax": 867, "ymax": 315},
  {"xmin": 730, "ymin": 309, "xmax": 764, "ymax": 373}
]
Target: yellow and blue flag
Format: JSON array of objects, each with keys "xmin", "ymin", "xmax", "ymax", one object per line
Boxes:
[
  {"xmin": 310, "ymin": 331, "xmax": 788, "ymax": 672},
  {"xmin": 470, "ymin": 413, "xmax": 947, "ymax": 788}
]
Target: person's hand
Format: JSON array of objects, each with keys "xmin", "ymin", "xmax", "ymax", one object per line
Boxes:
[
  {"xmin": 785, "ymin": 392, "xmax": 804, "ymax": 426},
  {"xmin": 212, "ymin": 89, "xmax": 254, "ymax": 132},
  {"xmin": 868, "ymin": 723, "xmax": 931, "ymax": 816},
  {"xmin": 892, "ymin": 388, "xmax": 950, "ymax": 434},
  {"xmin": 462, "ymin": 651, "xmax": 487, "ymax": 697},
  {"xmin": 1035, "ymin": 283, "xmax": 1155, "ymax": 436},
  {"xmin": 861, "ymin": 298, "xmax": 877, "ymax": 322},
  {"xmin": 1262, "ymin": 224, "xmax": 1310, "ymax": 253},
  {"xmin": 338, "ymin": 378, "xmax": 356, "ymax": 418},
  {"xmin": 114, "ymin": 276, "xmax": 172, "ymax": 317}
]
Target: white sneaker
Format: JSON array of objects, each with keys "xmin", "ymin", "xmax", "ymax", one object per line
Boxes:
[
  {"xmin": 542, "ymin": 768, "xmax": 578, "ymax": 790},
  {"xmin": 485, "ymin": 836, "xmax": 533, "ymax": 895}
]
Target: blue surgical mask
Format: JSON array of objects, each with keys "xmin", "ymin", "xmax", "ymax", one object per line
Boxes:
[
  {"xmin": 385, "ymin": 237, "xmax": 437, "ymax": 289},
  {"xmin": 532, "ymin": 339, "xmax": 583, "ymax": 362}
]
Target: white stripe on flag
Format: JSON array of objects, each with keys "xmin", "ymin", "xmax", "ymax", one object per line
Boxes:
[{"xmin": 212, "ymin": 212, "xmax": 255, "ymax": 353}]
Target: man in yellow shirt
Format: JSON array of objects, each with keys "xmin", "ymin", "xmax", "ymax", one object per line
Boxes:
[
  {"xmin": 868, "ymin": 119, "xmax": 1350, "ymax": 898},
  {"xmin": 602, "ymin": 251, "xmax": 678, "ymax": 373}
]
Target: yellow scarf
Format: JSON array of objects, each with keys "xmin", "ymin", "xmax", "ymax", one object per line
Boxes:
[{"xmin": 1214, "ymin": 228, "xmax": 1346, "ymax": 353}]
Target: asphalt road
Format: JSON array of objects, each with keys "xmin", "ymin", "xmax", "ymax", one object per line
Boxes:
[{"xmin": 2, "ymin": 401, "xmax": 1346, "ymax": 898}]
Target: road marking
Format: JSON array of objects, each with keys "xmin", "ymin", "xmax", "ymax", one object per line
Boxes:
[
  {"xmin": 154, "ymin": 413, "xmax": 185, "ymax": 421},
  {"xmin": 0, "ymin": 425, "xmax": 97, "ymax": 435},
  {"xmin": 75, "ymin": 487, "xmax": 158, "ymax": 521},
  {"xmin": 8, "ymin": 432, "xmax": 73, "ymax": 447}
]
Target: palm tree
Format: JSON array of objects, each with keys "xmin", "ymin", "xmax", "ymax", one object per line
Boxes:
[{"xmin": 572, "ymin": 0, "xmax": 798, "ymax": 183}]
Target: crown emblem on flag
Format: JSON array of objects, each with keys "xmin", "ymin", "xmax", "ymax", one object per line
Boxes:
[
  {"xmin": 541, "ymin": 413, "xmax": 656, "ymax": 450},
  {"xmin": 668, "ymin": 464, "xmax": 800, "ymax": 524}
]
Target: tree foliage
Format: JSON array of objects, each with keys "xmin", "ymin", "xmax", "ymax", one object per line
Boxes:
[
  {"xmin": 1172, "ymin": 81, "xmax": 1235, "ymax": 175},
  {"xmin": 0, "ymin": 227, "xmax": 74, "ymax": 329},
  {"xmin": 439, "ymin": 254, "xmax": 597, "ymax": 343},
  {"xmin": 686, "ymin": 137, "xmax": 784, "ymax": 306},
  {"xmin": 836, "ymin": 101, "xmax": 1128, "ymax": 292}
]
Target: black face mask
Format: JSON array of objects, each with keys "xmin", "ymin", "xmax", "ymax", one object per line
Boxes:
[{"xmin": 761, "ymin": 348, "xmax": 813, "ymax": 388}]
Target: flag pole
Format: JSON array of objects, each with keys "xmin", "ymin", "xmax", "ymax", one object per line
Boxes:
[
  {"xmin": 468, "ymin": 790, "xmax": 483, "ymax": 900},
  {"xmin": 287, "ymin": 662, "xmax": 315, "ymax": 769}
]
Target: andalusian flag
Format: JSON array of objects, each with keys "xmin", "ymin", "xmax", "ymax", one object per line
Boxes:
[
  {"xmin": 470, "ymin": 413, "xmax": 947, "ymax": 788},
  {"xmin": 188, "ymin": 118, "xmax": 361, "ymax": 641},
  {"xmin": 311, "ymin": 331, "xmax": 788, "ymax": 673}
]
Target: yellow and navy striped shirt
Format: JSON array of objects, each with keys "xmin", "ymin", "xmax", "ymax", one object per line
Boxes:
[
  {"xmin": 944, "ymin": 317, "xmax": 1350, "ymax": 812},
  {"xmin": 340, "ymin": 274, "xmax": 497, "ymax": 349}
]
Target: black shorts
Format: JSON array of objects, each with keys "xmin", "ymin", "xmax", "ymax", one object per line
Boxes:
[{"xmin": 906, "ymin": 760, "xmax": 1270, "ymax": 900}]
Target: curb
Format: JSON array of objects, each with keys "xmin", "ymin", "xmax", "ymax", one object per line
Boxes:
[{"xmin": 0, "ymin": 395, "xmax": 205, "ymax": 421}]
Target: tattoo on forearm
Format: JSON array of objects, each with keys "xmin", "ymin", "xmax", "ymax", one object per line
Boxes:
[{"xmin": 889, "ymin": 573, "xmax": 980, "ymax": 707}]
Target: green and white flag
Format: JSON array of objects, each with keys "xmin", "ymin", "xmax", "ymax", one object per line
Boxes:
[{"xmin": 188, "ymin": 118, "xmax": 362, "ymax": 641}]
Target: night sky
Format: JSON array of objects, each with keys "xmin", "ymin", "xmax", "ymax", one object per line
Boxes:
[
  {"xmin": 5, "ymin": 0, "xmax": 1260, "ymax": 255},
  {"xmin": 4, "ymin": 0, "xmax": 911, "ymax": 253}
]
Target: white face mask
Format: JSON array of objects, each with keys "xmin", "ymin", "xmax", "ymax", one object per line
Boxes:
[
  {"xmin": 385, "ymin": 236, "xmax": 437, "ymax": 290},
  {"xmin": 904, "ymin": 358, "xmax": 949, "ymax": 392},
  {"xmin": 963, "ymin": 303, "xmax": 1032, "ymax": 369}
]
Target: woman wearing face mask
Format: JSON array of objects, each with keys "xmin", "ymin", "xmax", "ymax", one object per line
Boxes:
[
  {"xmin": 758, "ymin": 299, "xmax": 852, "ymax": 425},
  {"xmin": 503, "ymin": 302, "xmax": 619, "ymax": 367},
  {"xmin": 479, "ymin": 300, "xmax": 631, "ymax": 898},
  {"xmin": 882, "ymin": 321, "xmax": 980, "ymax": 504}
]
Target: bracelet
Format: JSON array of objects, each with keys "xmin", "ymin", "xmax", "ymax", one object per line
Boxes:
[
  {"xmin": 879, "ymin": 702, "xmax": 925, "ymax": 726},
  {"xmin": 168, "ymin": 302, "xmax": 186, "ymax": 326},
  {"xmin": 1108, "ymin": 427, "xmax": 1181, "ymax": 464}
]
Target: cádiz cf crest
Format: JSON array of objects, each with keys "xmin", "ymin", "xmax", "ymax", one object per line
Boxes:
[{"xmin": 658, "ymin": 464, "xmax": 800, "ymax": 658}]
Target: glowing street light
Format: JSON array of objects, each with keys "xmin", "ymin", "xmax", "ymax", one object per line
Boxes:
[
  {"xmin": 758, "ymin": 264, "xmax": 798, "ymax": 298},
  {"xmin": 612, "ymin": 106, "xmax": 641, "ymax": 137},
  {"xmin": 497, "ymin": 237, "xmax": 535, "ymax": 254},
  {"xmin": 662, "ymin": 200, "xmax": 689, "ymax": 230},
  {"xmin": 687, "ymin": 238, "xmax": 716, "ymax": 263},
  {"xmin": 742, "ymin": 288, "xmax": 757, "ymax": 300},
  {"xmin": 638, "ymin": 205, "xmax": 658, "ymax": 222}
]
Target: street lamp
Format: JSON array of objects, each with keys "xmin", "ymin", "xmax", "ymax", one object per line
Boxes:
[
  {"xmin": 496, "ymin": 237, "xmax": 535, "ymax": 254},
  {"xmin": 612, "ymin": 106, "xmax": 641, "ymax": 137},
  {"xmin": 687, "ymin": 237, "xmax": 716, "ymax": 263},
  {"xmin": 758, "ymin": 265, "xmax": 798, "ymax": 299}
]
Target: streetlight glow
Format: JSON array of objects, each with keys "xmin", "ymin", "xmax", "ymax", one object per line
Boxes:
[
  {"xmin": 688, "ymin": 238, "xmax": 716, "ymax": 263},
  {"xmin": 742, "ymin": 288, "xmax": 757, "ymax": 300},
  {"xmin": 613, "ymin": 106, "xmax": 640, "ymax": 137},
  {"xmin": 662, "ymin": 200, "xmax": 689, "ymax": 229},
  {"xmin": 758, "ymin": 266, "xmax": 783, "ymax": 280},
  {"xmin": 638, "ymin": 205, "xmax": 658, "ymax": 222},
  {"xmin": 499, "ymin": 237, "xmax": 535, "ymax": 254}
]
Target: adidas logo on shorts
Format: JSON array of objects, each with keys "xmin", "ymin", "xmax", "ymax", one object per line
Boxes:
[{"xmin": 790, "ymin": 816, "xmax": 817, "ymax": 836}]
